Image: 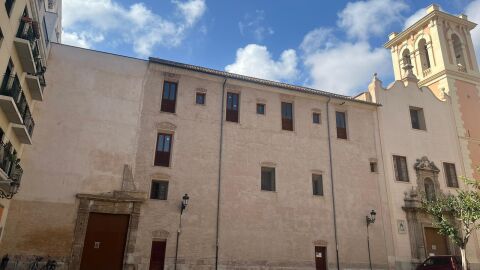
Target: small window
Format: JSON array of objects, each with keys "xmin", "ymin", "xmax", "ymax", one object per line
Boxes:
[
  {"xmin": 443, "ymin": 163, "xmax": 459, "ymax": 188},
  {"xmin": 410, "ymin": 107, "xmax": 426, "ymax": 130},
  {"xmin": 370, "ymin": 162, "xmax": 378, "ymax": 173},
  {"xmin": 0, "ymin": 27, "xmax": 3, "ymax": 48},
  {"xmin": 312, "ymin": 174, "xmax": 323, "ymax": 196},
  {"xmin": 196, "ymin": 92, "xmax": 206, "ymax": 105},
  {"xmin": 312, "ymin": 112, "xmax": 320, "ymax": 124},
  {"xmin": 155, "ymin": 133, "xmax": 173, "ymax": 167},
  {"xmin": 336, "ymin": 111, "xmax": 347, "ymax": 139},
  {"xmin": 281, "ymin": 102, "xmax": 293, "ymax": 131},
  {"xmin": 424, "ymin": 178, "xmax": 436, "ymax": 201},
  {"xmin": 226, "ymin": 92, "xmax": 239, "ymax": 122},
  {"xmin": 5, "ymin": 0, "xmax": 15, "ymax": 16},
  {"xmin": 150, "ymin": 180, "xmax": 169, "ymax": 200},
  {"xmin": 261, "ymin": 167, "xmax": 275, "ymax": 191},
  {"xmin": 393, "ymin": 155, "xmax": 409, "ymax": 182},
  {"xmin": 161, "ymin": 81, "xmax": 178, "ymax": 113},
  {"xmin": 256, "ymin": 103, "xmax": 265, "ymax": 115}
]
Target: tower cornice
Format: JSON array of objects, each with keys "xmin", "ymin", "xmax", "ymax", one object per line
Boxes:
[{"xmin": 385, "ymin": 9, "xmax": 477, "ymax": 49}]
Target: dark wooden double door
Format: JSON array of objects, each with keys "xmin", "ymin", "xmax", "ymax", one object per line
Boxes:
[{"xmin": 80, "ymin": 213, "xmax": 130, "ymax": 270}]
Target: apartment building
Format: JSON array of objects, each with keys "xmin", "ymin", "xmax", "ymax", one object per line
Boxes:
[{"xmin": 0, "ymin": 0, "xmax": 61, "ymax": 239}]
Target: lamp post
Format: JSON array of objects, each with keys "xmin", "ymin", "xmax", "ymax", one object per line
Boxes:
[
  {"xmin": 366, "ymin": 209, "xmax": 376, "ymax": 270},
  {"xmin": 175, "ymin": 194, "xmax": 189, "ymax": 270}
]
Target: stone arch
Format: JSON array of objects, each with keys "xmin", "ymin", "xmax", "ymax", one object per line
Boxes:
[
  {"xmin": 415, "ymin": 35, "xmax": 432, "ymax": 70},
  {"xmin": 451, "ymin": 33, "xmax": 466, "ymax": 70}
]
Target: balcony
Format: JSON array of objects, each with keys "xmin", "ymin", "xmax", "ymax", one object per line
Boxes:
[
  {"xmin": 12, "ymin": 107, "xmax": 34, "ymax": 144},
  {"xmin": 24, "ymin": 73, "xmax": 43, "ymax": 101},
  {"xmin": 0, "ymin": 75, "xmax": 24, "ymax": 124},
  {"xmin": 14, "ymin": 19, "xmax": 38, "ymax": 74},
  {"xmin": 0, "ymin": 143, "xmax": 23, "ymax": 199},
  {"xmin": 0, "ymin": 75, "xmax": 35, "ymax": 144}
]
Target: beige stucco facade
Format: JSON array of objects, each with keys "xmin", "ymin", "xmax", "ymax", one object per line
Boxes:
[
  {"xmin": 0, "ymin": 43, "xmax": 393, "ymax": 269},
  {"xmin": 0, "ymin": 0, "xmax": 60, "ymax": 239}
]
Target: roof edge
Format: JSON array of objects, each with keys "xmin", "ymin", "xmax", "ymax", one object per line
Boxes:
[{"xmin": 149, "ymin": 57, "xmax": 380, "ymax": 107}]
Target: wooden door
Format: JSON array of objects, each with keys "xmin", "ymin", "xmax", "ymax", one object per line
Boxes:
[
  {"xmin": 424, "ymin": 227, "xmax": 449, "ymax": 256},
  {"xmin": 80, "ymin": 213, "xmax": 130, "ymax": 270},
  {"xmin": 149, "ymin": 241, "xmax": 167, "ymax": 270},
  {"xmin": 315, "ymin": 246, "xmax": 327, "ymax": 270}
]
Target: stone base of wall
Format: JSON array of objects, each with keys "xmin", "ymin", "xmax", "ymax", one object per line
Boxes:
[{"xmin": 2, "ymin": 255, "xmax": 68, "ymax": 270}]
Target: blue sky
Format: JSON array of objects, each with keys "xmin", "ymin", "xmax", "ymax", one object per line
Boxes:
[{"xmin": 62, "ymin": 0, "xmax": 480, "ymax": 95}]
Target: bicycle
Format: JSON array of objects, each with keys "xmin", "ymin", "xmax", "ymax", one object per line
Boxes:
[
  {"xmin": 43, "ymin": 259, "xmax": 57, "ymax": 270},
  {"xmin": 29, "ymin": 256, "xmax": 43, "ymax": 270}
]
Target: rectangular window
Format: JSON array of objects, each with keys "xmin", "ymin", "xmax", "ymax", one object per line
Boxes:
[
  {"xmin": 226, "ymin": 92, "xmax": 239, "ymax": 122},
  {"xmin": 313, "ymin": 112, "xmax": 321, "ymax": 124},
  {"xmin": 161, "ymin": 81, "xmax": 177, "ymax": 113},
  {"xmin": 312, "ymin": 174, "xmax": 323, "ymax": 196},
  {"xmin": 281, "ymin": 102, "xmax": 293, "ymax": 131},
  {"xmin": 150, "ymin": 180, "xmax": 169, "ymax": 200},
  {"xmin": 261, "ymin": 167, "xmax": 275, "ymax": 191},
  {"xmin": 0, "ymin": 27, "xmax": 3, "ymax": 48},
  {"xmin": 196, "ymin": 92, "xmax": 206, "ymax": 105},
  {"xmin": 154, "ymin": 133, "xmax": 172, "ymax": 167},
  {"xmin": 336, "ymin": 111, "xmax": 347, "ymax": 139},
  {"xmin": 370, "ymin": 162, "xmax": 378, "ymax": 173},
  {"xmin": 5, "ymin": 0, "xmax": 15, "ymax": 16},
  {"xmin": 256, "ymin": 103, "xmax": 265, "ymax": 115},
  {"xmin": 393, "ymin": 155, "xmax": 409, "ymax": 182},
  {"xmin": 410, "ymin": 107, "xmax": 426, "ymax": 130},
  {"xmin": 443, "ymin": 163, "xmax": 459, "ymax": 188}
]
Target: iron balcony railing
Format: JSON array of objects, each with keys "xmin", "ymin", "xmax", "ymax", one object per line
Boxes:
[
  {"xmin": 16, "ymin": 17, "xmax": 47, "ymax": 90},
  {"xmin": 0, "ymin": 75, "xmax": 22, "ymax": 102},
  {"xmin": 1, "ymin": 75, "xmax": 36, "ymax": 137},
  {"xmin": 0, "ymin": 142, "xmax": 23, "ymax": 182}
]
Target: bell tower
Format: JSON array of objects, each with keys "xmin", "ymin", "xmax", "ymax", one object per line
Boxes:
[{"xmin": 385, "ymin": 4, "xmax": 480, "ymax": 179}]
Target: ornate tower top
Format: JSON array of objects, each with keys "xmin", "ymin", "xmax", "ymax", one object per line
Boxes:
[{"xmin": 384, "ymin": 4, "xmax": 479, "ymax": 86}]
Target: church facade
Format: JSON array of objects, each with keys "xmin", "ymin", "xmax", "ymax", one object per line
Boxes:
[{"xmin": 0, "ymin": 4, "xmax": 479, "ymax": 270}]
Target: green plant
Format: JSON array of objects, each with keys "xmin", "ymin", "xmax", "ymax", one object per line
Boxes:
[{"xmin": 421, "ymin": 168, "xmax": 480, "ymax": 270}]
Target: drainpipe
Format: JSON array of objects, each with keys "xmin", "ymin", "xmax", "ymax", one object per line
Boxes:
[
  {"xmin": 215, "ymin": 78, "xmax": 227, "ymax": 270},
  {"xmin": 326, "ymin": 97, "xmax": 340, "ymax": 270}
]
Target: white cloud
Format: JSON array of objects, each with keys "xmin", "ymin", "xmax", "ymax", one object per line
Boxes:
[
  {"xmin": 300, "ymin": 28, "xmax": 336, "ymax": 55},
  {"xmin": 465, "ymin": 0, "xmax": 480, "ymax": 61},
  {"xmin": 62, "ymin": 0, "xmax": 206, "ymax": 57},
  {"xmin": 238, "ymin": 10, "xmax": 274, "ymax": 42},
  {"xmin": 173, "ymin": 0, "xmax": 206, "ymax": 26},
  {"xmin": 337, "ymin": 0, "xmax": 408, "ymax": 40},
  {"xmin": 62, "ymin": 31, "xmax": 104, "ymax": 49},
  {"xmin": 403, "ymin": 8, "xmax": 427, "ymax": 29},
  {"xmin": 225, "ymin": 44, "xmax": 298, "ymax": 82},
  {"xmin": 302, "ymin": 38, "xmax": 390, "ymax": 95}
]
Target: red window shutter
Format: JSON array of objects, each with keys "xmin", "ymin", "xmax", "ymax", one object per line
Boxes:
[
  {"xmin": 282, "ymin": 118, "xmax": 293, "ymax": 131},
  {"xmin": 337, "ymin": 127, "xmax": 347, "ymax": 139}
]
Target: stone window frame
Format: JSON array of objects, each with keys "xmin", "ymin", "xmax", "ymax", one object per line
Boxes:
[
  {"xmin": 152, "ymin": 122, "xmax": 177, "ymax": 169},
  {"xmin": 195, "ymin": 88, "xmax": 207, "ymax": 106}
]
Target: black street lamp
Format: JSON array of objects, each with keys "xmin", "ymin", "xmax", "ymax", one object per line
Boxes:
[
  {"xmin": 175, "ymin": 194, "xmax": 189, "ymax": 270},
  {"xmin": 181, "ymin": 193, "xmax": 189, "ymax": 214},
  {"xmin": 366, "ymin": 209, "xmax": 376, "ymax": 270}
]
